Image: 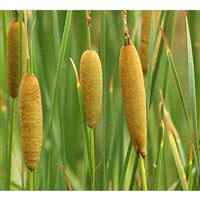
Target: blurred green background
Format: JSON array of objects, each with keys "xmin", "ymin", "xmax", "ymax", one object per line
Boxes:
[{"xmin": 0, "ymin": 10, "xmax": 199, "ymax": 190}]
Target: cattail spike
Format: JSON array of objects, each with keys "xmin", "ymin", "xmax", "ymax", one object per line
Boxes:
[
  {"xmin": 140, "ymin": 10, "xmax": 161, "ymax": 73},
  {"xmin": 19, "ymin": 74, "xmax": 42, "ymax": 171},
  {"xmin": 121, "ymin": 10, "xmax": 130, "ymax": 43},
  {"xmin": 86, "ymin": 10, "xmax": 91, "ymax": 28},
  {"xmin": 80, "ymin": 50, "xmax": 102, "ymax": 128},
  {"xmin": 7, "ymin": 19, "xmax": 27, "ymax": 98},
  {"xmin": 119, "ymin": 43, "xmax": 147, "ymax": 157}
]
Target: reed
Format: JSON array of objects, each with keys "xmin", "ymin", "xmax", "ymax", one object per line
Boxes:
[
  {"xmin": 19, "ymin": 74, "xmax": 42, "ymax": 171},
  {"xmin": 140, "ymin": 10, "xmax": 160, "ymax": 73},
  {"xmin": 119, "ymin": 44, "xmax": 147, "ymax": 157},
  {"xmin": 6, "ymin": 19, "xmax": 27, "ymax": 98},
  {"xmin": 80, "ymin": 50, "xmax": 102, "ymax": 128}
]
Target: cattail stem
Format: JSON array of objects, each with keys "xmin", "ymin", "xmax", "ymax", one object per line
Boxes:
[
  {"xmin": 139, "ymin": 154, "xmax": 147, "ymax": 190},
  {"xmin": 188, "ymin": 142, "xmax": 193, "ymax": 190},
  {"xmin": 29, "ymin": 171, "xmax": 34, "ymax": 191},
  {"xmin": 82, "ymin": 145, "xmax": 87, "ymax": 189},
  {"xmin": 119, "ymin": 140, "xmax": 132, "ymax": 189},
  {"xmin": 7, "ymin": 99, "xmax": 16, "ymax": 190},
  {"xmin": 21, "ymin": 160, "xmax": 24, "ymax": 190},
  {"xmin": 78, "ymin": 87, "xmax": 94, "ymax": 187},
  {"xmin": 87, "ymin": 27, "xmax": 91, "ymax": 49},
  {"xmin": 89, "ymin": 127, "xmax": 95, "ymax": 190},
  {"xmin": 47, "ymin": 140, "xmax": 52, "ymax": 189},
  {"xmin": 121, "ymin": 10, "xmax": 130, "ymax": 45},
  {"xmin": 86, "ymin": 10, "xmax": 91, "ymax": 49},
  {"xmin": 70, "ymin": 58, "xmax": 94, "ymax": 188},
  {"xmin": 2, "ymin": 11, "xmax": 7, "ymax": 190},
  {"xmin": 154, "ymin": 120, "xmax": 165, "ymax": 190},
  {"xmin": 19, "ymin": 10, "xmax": 23, "ymax": 78},
  {"xmin": 129, "ymin": 154, "xmax": 139, "ymax": 190},
  {"xmin": 100, "ymin": 10, "xmax": 107, "ymax": 190}
]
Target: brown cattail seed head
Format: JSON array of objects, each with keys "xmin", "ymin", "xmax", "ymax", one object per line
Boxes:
[
  {"xmin": 19, "ymin": 74, "xmax": 42, "ymax": 171},
  {"xmin": 119, "ymin": 44, "xmax": 147, "ymax": 157},
  {"xmin": 80, "ymin": 50, "xmax": 102, "ymax": 128},
  {"xmin": 6, "ymin": 19, "xmax": 27, "ymax": 98},
  {"xmin": 140, "ymin": 10, "xmax": 160, "ymax": 73}
]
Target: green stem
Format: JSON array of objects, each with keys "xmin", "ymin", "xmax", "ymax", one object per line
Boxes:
[
  {"xmin": 44, "ymin": 10, "xmax": 72, "ymax": 139},
  {"xmin": 76, "ymin": 85, "xmax": 93, "ymax": 185},
  {"xmin": 163, "ymin": 11, "xmax": 177, "ymax": 99},
  {"xmin": 19, "ymin": 10, "xmax": 23, "ymax": 78},
  {"xmin": 100, "ymin": 10, "xmax": 106, "ymax": 190},
  {"xmin": 154, "ymin": 124, "xmax": 164, "ymax": 190},
  {"xmin": 139, "ymin": 154, "xmax": 147, "ymax": 191},
  {"xmin": 119, "ymin": 140, "xmax": 132, "ymax": 189},
  {"xmin": 129, "ymin": 154, "xmax": 139, "ymax": 190},
  {"xmin": 188, "ymin": 161, "xmax": 193, "ymax": 190},
  {"xmin": 149, "ymin": 11, "xmax": 169, "ymax": 107},
  {"xmin": 87, "ymin": 26, "xmax": 91, "ymax": 49},
  {"xmin": 21, "ymin": 160, "xmax": 24, "ymax": 190},
  {"xmin": 8, "ymin": 99, "xmax": 15, "ymax": 190},
  {"xmin": 89, "ymin": 128, "xmax": 95, "ymax": 190},
  {"xmin": 70, "ymin": 57, "xmax": 94, "ymax": 189},
  {"xmin": 43, "ymin": 10, "xmax": 72, "ymax": 189},
  {"xmin": 82, "ymin": 145, "xmax": 87, "ymax": 189},
  {"xmin": 47, "ymin": 137, "xmax": 52, "ymax": 190},
  {"xmin": 29, "ymin": 171, "xmax": 34, "ymax": 191},
  {"xmin": 1, "ymin": 10, "xmax": 7, "ymax": 190}
]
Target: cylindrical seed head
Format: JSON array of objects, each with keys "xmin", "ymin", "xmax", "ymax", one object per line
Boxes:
[
  {"xmin": 140, "ymin": 10, "xmax": 160, "ymax": 73},
  {"xmin": 19, "ymin": 74, "xmax": 42, "ymax": 171},
  {"xmin": 80, "ymin": 50, "xmax": 102, "ymax": 128},
  {"xmin": 6, "ymin": 19, "xmax": 27, "ymax": 98},
  {"xmin": 119, "ymin": 44, "xmax": 147, "ymax": 157}
]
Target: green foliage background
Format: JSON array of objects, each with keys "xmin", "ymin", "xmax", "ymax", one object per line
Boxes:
[{"xmin": 0, "ymin": 10, "xmax": 199, "ymax": 190}]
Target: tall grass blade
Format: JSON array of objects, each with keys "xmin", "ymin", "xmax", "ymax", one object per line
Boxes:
[
  {"xmin": 185, "ymin": 15, "xmax": 199, "ymax": 161},
  {"xmin": 145, "ymin": 11, "xmax": 155, "ymax": 116},
  {"xmin": 187, "ymin": 11, "xmax": 200, "ymax": 138},
  {"xmin": 44, "ymin": 10, "xmax": 72, "ymax": 136},
  {"xmin": 160, "ymin": 27, "xmax": 192, "ymax": 137},
  {"xmin": 139, "ymin": 154, "xmax": 147, "ymax": 191},
  {"xmin": 129, "ymin": 154, "xmax": 139, "ymax": 190},
  {"xmin": 188, "ymin": 141, "xmax": 193, "ymax": 190},
  {"xmin": 163, "ymin": 102, "xmax": 188, "ymax": 191},
  {"xmin": 149, "ymin": 11, "xmax": 168, "ymax": 106},
  {"xmin": 154, "ymin": 120, "xmax": 165, "ymax": 190},
  {"xmin": 119, "ymin": 140, "xmax": 132, "ymax": 190},
  {"xmin": 100, "ymin": 10, "xmax": 106, "ymax": 190},
  {"xmin": 69, "ymin": 58, "xmax": 94, "ymax": 188}
]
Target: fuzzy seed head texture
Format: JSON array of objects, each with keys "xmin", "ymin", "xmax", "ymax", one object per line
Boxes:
[
  {"xmin": 6, "ymin": 19, "xmax": 27, "ymax": 98},
  {"xmin": 119, "ymin": 44, "xmax": 147, "ymax": 157},
  {"xmin": 80, "ymin": 50, "xmax": 102, "ymax": 128},
  {"xmin": 140, "ymin": 11, "xmax": 160, "ymax": 73},
  {"xmin": 19, "ymin": 74, "xmax": 42, "ymax": 171}
]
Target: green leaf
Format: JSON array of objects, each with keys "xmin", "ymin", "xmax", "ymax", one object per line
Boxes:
[{"xmin": 185, "ymin": 16, "xmax": 199, "ymax": 151}]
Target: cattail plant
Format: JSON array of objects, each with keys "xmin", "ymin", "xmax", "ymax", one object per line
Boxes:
[
  {"xmin": 80, "ymin": 50, "xmax": 102, "ymax": 128},
  {"xmin": 19, "ymin": 74, "xmax": 42, "ymax": 171},
  {"xmin": 120, "ymin": 11, "xmax": 147, "ymax": 157},
  {"xmin": 79, "ymin": 11, "xmax": 102, "ymax": 190},
  {"xmin": 119, "ymin": 11, "xmax": 147, "ymax": 191},
  {"xmin": 6, "ymin": 18, "xmax": 27, "ymax": 98},
  {"xmin": 80, "ymin": 11, "xmax": 102, "ymax": 128},
  {"xmin": 120, "ymin": 44, "xmax": 147, "ymax": 157},
  {"xmin": 140, "ymin": 10, "xmax": 160, "ymax": 73}
]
